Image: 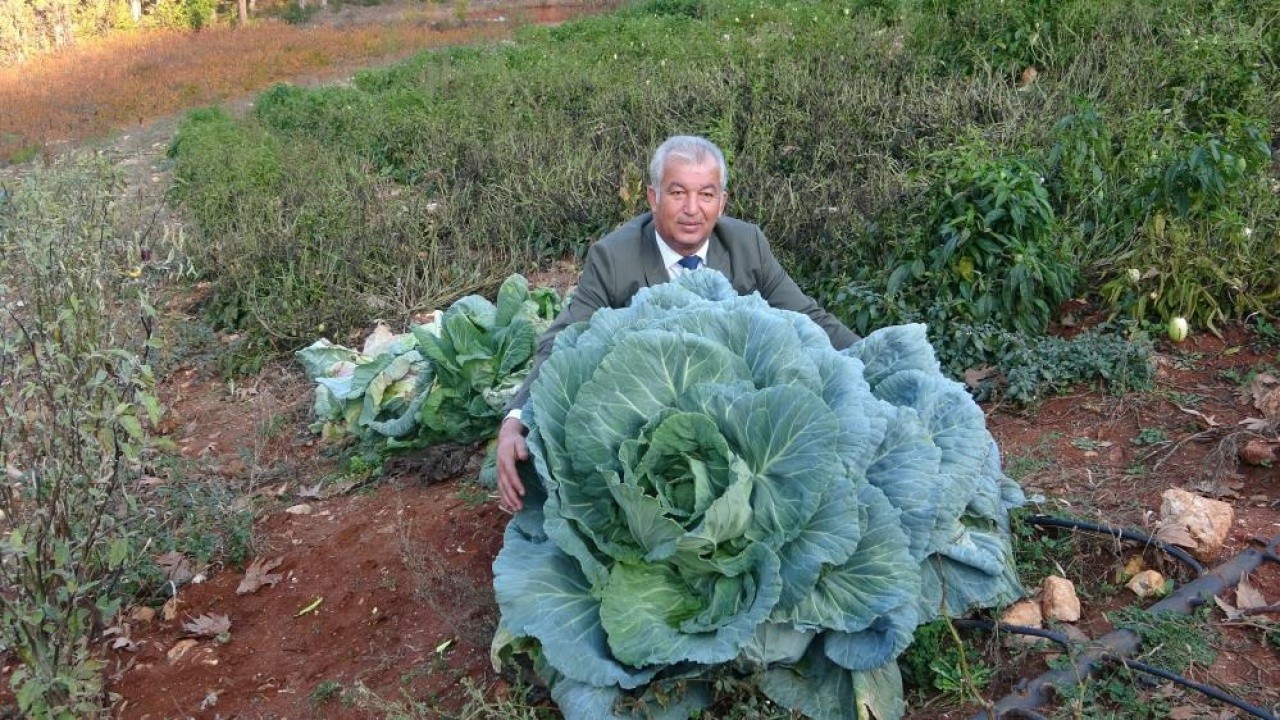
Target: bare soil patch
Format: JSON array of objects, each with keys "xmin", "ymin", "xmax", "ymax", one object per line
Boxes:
[{"xmin": 77, "ymin": 326, "xmax": 1277, "ymax": 720}]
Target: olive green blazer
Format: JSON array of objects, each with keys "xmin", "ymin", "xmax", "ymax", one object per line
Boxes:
[{"xmin": 506, "ymin": 212, "xmax": 858, "ymax": 413}]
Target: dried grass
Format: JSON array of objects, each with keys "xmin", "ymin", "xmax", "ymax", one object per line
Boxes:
[{"xmin": 0, "ymin": 6, "xmax": 600, "ymax": 162}]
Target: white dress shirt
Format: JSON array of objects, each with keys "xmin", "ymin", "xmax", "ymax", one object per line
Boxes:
[{"xmin": 655, "ymin": 232, "xmax": 710, "ymax": 279}]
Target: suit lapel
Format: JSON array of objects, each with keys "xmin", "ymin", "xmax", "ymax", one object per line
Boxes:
[
  {"xmin": 639, "ymin": 216, "xmax": 670, "ymax": 287},
  {"xmin": 705, "ymin": 227, "xmax": 728, "ymax": 275}
]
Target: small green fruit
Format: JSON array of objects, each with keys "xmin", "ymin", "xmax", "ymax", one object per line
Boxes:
[{"xmin": 1167, "ymin": 317, "xmax": 1189, "ymax": 342}]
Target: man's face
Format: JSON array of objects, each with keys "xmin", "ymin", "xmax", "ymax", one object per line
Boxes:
[{"xmin": 647, "ymin": 157, "xmax": 728, "ymax": 255}]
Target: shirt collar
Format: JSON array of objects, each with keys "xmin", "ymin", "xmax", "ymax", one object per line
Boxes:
[{"xmin": 654, "ymin": 231, "xmax": 709, "ymax": 277}]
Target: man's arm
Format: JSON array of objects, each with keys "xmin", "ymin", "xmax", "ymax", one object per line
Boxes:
[
  {"xmin": 752, "ymin": 228, "xmax": 860, "ymax": 350},
  {"xmin": 502, "ymin": 242, "xmax": 616, "ymax": 415},
  {"xmin": 496, "ymin": 242, "xmax": 616, "ymax": 512}
]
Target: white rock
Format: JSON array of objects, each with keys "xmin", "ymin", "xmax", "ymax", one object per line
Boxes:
[
  {"xmin": 1041, "ymin": 576, "xmax": 1081, "ymax": 622},
  {"xmin": 1127, "ymin": 569, "xmax": 1167, "ymax": 598},
  {"xmin": 285, "ymin": 503, "xmax": 313, "ymax": 515},
  {"xmin": 1157, "ymin": 488, "xmax": 1234, "ymax": 562}
]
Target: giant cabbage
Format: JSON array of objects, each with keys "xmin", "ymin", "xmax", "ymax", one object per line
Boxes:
[{"xmin": 492, "ymin": 269, "xmax": 1025, "ymax": 720}]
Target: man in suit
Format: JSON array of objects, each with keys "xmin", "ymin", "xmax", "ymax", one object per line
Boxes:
[{"xmin": 495, "ymin": 135, "xmax": 857, "ymax": 512}]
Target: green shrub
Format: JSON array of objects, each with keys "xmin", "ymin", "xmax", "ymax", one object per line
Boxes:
[
  {"xmin": 1100, "ymin": 113, "xmax": 1277, "ymax": 332},
  {"xmin": 888, "ymin": 143, "xmax": 1076, "ymax": 337},
  {"xmin": 0, "ymin": 155, "xmax": 165, "ymax": 718}
]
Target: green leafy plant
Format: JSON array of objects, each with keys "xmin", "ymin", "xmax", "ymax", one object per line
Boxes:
[
  {"xmin": 309, "ymin": 679, "xmax": 345, "ymax": 707},
  {"xmin": 1111, "ymin": 606, "xmax": 1218, "ymax": 673},
  {"xmin": 1101, "ymin": 114, "xmax": 1277, "ymax": 334},
  {"xmin": 493, "ymin": 271, "xmax": 1026, "ymax": 719},
  {"xmin": 296, "ymin": 274, "xmax": 559, "ymax": 446},
  {"xmin": 0, "ymin": 155, "xmax": 166, "ymax": 718},
  {"xmin": 890, "ymin": 145, "xmax": 1076, "ymax": 337},
  {"xmin": 999, "ymin": 329, "xmax": 1155, "ymax": 403},
  {"xmin": 1130, "ymin": 427, "xmax": 1168, "ymax": 447},
  {"xmin": 1046, "ymin": 101, "xmax": 1114, "ymax": 239},
  {"xmin": 408, "ymin": 275, "xmax": 560, "ymax": 446},
  {"xmin": 900, "ymin": 619, "xmax": 992, "ymax": 707},
  {"xmin": 1010, "ymin": 509, "xmax": 1076, "ymax": 586}
]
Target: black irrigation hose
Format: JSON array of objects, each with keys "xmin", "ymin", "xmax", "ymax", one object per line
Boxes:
[
  {"xmin": 1000, "ymin": 710, "xmax": 1051, "ymax": 720},
  {"xmin": 1026, "ymin": 514, "xmax": 1207, "ymax": 575},
  {"xmin": 1103, "ymin": 655, "xmax": 1279, "ymax": 720},
  {"xmin": 950, "ymin": 619, "xmax": 1070, "ymax": 648},
  {"xmin": 954, "ymin": 619, "xmax": 1279, "ymax": 720}
]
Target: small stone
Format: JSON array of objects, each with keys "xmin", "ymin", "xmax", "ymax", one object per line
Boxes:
[
  {"xmin": 1239, "ymin": 439, "xmax": 1279, "ymax": 466},
  {"xmin": 285, "ymin": 503, "xmax": 313, "ymax": 515},
  {"xmin": 1000, "ymin": 599, "xmax": 1043, "ymax": 647},
  {"xmin": 1127, "ymin": 569, "xmax": 1167, "ymax": 598},
  {"xmin": 1157, "ymin": 489, "xmax": 1234, "ymax": 562},
  {"xmin": 1041, "ymin": 576, "xmax": 1081, "ymax": 623}
]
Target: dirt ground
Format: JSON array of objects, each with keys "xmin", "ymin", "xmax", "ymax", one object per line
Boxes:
[
  {"xmin": 82, "ymin": 322, "xmax": 1278, "ymax": 720},
  {"xmin": 1, "ymin": 2, "xmax": 1279, "ymax": 717}
]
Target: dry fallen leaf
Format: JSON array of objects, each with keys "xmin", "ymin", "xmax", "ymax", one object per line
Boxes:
[
  {"xmin": 162, "ymin": 597, "xmax": 181, "ymax": 622},
  {"xmin": 1214, "ymin": 594, "xmax": 1244, "ymax": 621},
  {"xmin": 1237, "ymin": 578, "xmax": 1266, "ymax": 609},
  {"xmin": 285, "ymin": 503, "xmax": 313, "ymax": 515},
  {"xmin": 1239, "ymin": 417, "xmax": 1272, "ymax": 432},
  {"xmin": 129, "ymin": 606, "xmax": 156, "ymax": 623},
  {"xmin": 182, "ymin": 613, "xmax": 231, "ymax": 639},
  {"xmin": 1154, "ymin": 523, "xmax": 1197, "ymax": 549},
  {"xmin": 1115, "ymin": 555, "xmax": 1146, "ymax": 584},
  {"xmin": 962, "ymin": 365, "xmax": 999, "ymax": 390},
  {"xmin": 102, "ymin": 620, "xmax": 138, "ymax": 648},
  {"xmin": 298, "ymin": 482, "xmax": 324, "ymax": 500},
  {"xmin": 1167, "ymin": 705, "xmax": 1204, "ymax": 720},
  {"xmin": 237, "ymin": 557, "xmax": 284, "ymax": 595},
  {"xmin": 110, "ymin": 636, "xmax": 141, "ymax": 652},
  {"xmin": 155, "ymin": 551, "xmax": 194, "ymax": 585},
  {"xmin": 1177, "ymin": 405, "xmax": 1218, "ymax": 428},
  {"xmin": 167, "ymin": 639, "xmax": 199, "ymax": 662}
]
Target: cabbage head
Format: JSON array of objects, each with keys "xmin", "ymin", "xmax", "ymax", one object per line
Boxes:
[{"xmin": 492, "ymin": 270, "xmax": 1025, "ymax": 720}]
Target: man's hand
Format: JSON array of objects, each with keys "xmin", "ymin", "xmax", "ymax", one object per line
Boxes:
[{"xmin": 496, "ymin": 416, "xmax": 529, "ymax": 512}]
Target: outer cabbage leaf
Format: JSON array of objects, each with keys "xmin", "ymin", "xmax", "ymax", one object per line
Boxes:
[
  {"xmin": 492, "ymin": 524, "xmax": 659, "ymax": 690},
  {"xmin": 757, "ymin": 640, "xmax": 861, "ymax": 720}
]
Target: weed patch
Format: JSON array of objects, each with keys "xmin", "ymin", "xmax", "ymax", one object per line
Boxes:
[
  {"xmin": 167, "ymin": 0, "xmax": 1278, "ymax": 375},
  {"xmin": 0, "ymin": 155, "xmax": 166, "ymax": 717}
]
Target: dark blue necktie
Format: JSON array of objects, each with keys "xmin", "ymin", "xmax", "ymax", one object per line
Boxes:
[{"xmin": 677, "ymin": 255, "xmax": 703, "ymax": 270}]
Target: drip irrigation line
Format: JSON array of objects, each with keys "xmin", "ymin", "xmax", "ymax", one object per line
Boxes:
[
  {"xmin": 1000, "ymin": 710, "xmax": 1050, "ymax": 720},
  {"xmin": 954, "ymin": 618, "xmax": 1279, "ymax": 720},
  {"xmin": 950, "ymin": 619, "xmax": 1069, "ymax": 648},
  {"xmin": 1102, "ymin": 655, "xmax": 1278, "ymax": 720},
  {"xmin": 1026, "ymin": 514, "xmax": 1206, "ymax": 575}
]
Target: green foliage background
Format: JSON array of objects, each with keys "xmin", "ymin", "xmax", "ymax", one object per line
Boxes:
[{"xmin": 169, "ymin": 0, "xmax": 1280, "ymax": 396}]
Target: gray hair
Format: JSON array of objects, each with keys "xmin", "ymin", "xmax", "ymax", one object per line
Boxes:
[{"xmin": 648, "ymin": 135, "xmax": 728, "ymax": 194}]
